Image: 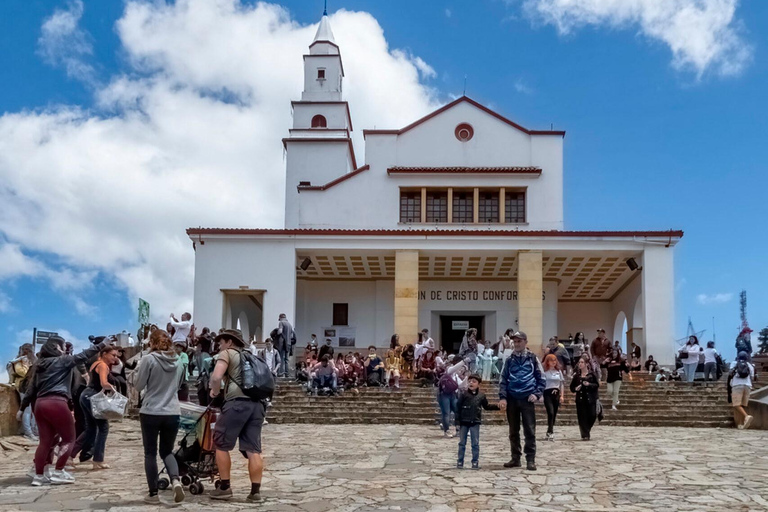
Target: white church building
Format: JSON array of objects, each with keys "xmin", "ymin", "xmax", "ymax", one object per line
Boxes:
[{"xmin": 188, "ymin": 14, "xmax": 682, "ymax": 364}]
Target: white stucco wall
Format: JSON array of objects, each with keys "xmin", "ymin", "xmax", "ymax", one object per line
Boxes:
[
  {"xmin": 288, "ymin": 100, "xmax": 564, "ymax": 230},
  {"xmin": 641, "ymin": 245, "xmax": 676, "ymax": 366},
  {"xmin": 192, "ymin": 240, "xmax": 297, "ymax": 337},
  {"xmin": 292, "ymin": 103, "xmax": 350, "ymax": 130},
  {"xmin": 557, "ymin": 302, "xmax": 613, "ymax": 345}
]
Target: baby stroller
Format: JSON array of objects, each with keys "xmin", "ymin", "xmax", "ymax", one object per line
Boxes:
[{"xmin": 157, "ymin": 403, "xmax": 220, "ymax": 495}]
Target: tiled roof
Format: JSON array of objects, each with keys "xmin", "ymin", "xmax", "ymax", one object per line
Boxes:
[
  {"xmin": 387, "ymin": 166, "xmax": 541, "ymax": 175},
  {"xmin": 187, "ymin": 228, "xmax": 684, "ymax": 239}
]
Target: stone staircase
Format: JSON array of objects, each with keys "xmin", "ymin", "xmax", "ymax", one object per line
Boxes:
[{"xmin": 265, "ymin": 375, "xmax": 734, "ymax": 428}]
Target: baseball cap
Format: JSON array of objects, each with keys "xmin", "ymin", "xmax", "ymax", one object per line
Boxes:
[{"xmin": 511, "ymin": 331, "xmax": 528, "ymax": 341}]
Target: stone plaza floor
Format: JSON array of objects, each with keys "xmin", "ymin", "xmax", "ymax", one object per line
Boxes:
[{"xmin": 1, "ymin": 420, "xmax": 767, "ymax": 511}]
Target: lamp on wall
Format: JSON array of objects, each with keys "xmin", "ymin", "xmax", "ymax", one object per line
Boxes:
[
  {"xmin": 626, "ymin": 258, "xmax": 642, "ymax": 271},
  {"xmin": 299, "ymin": 258, "xmax": 312, "ymax": 271}
]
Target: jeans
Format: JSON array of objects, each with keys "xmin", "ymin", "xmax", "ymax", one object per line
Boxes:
[
  {"xmin": 33, "ymin": 396, "xmax": 75, "ymax": 474},
  {"xmin": 576, "ymin": 399, "xmax": 596, "ymax": 439},
  {"xmin": 278, "ymin": 346, "xmax": 290, "ymax": 377},
  {"xmin": 704, "ymin": 362, "xmax": 717, "ymax": 381},
  {"xmin": 457, "ymin": 424, "xmax": 480, "ymax": 465},
  {"xmin": 543, "ymin": 389, "xmax": 560, "ymax": 434},
  {"xmin": 314, "ymin": 374, "xmax": 336, "ymax": 391},
  {"xmin": 506, "ymin": 398, "xmax": 536, "ymax": 462},
  {"xmin": 684, "ymin": 363, "xmax": 698, "ymax": 382},
  {"xmin": 18, "ymin": 391, "xmax": 38, "ymax": 438},
  {"xmin": 72, "ymin": 388, "xmax": 110, "ymax": 463},
  {"xmin": 606, "ymin": 380, "xmax": 622, "ymax": 406},
  {"xmin": 140, "ymin": 414, "xmax": 180, "ymax": 494},
  {"xmin": 438, "ymin": 392, "xmax": 457, "ymax": 433}
]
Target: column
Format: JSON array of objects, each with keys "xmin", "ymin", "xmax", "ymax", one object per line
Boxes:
[
  {"xmin": 641, "ymin": 246, "xmax": 675, "ymax": 366},
  {"xmin": 518, "ymin": 250, "xmax": 543, "ymax": 353},
  {"xmin": 394, "ymin": 250, "xmax": 419, "ymax": 345}
]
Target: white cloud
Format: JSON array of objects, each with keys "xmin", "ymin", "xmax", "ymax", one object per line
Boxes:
[
  {"xmin": 514, "ymin": 0, "xmax": 752, "ymax": 77},
  {"xmin": 0, "ymin": 290, "xmax": 11, "ymax": 313},
  {"xmin": 514, "ymin": 78, "xmax": 534, "ymax": 94},
  {"xmin": 696, "ymin": 292, "xmax": 733, "ymax": 305},
  {"xmin": 0, "ymin": 1, "xmax": 439, "ymax": 326},
  {"xmin": 36, "ymin": 0, "xmax": 97, "ymax": 84}
]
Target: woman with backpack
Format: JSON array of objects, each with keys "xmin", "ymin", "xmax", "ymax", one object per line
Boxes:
[
  {"xmin": 134, "ymin": 329, "xmax": 185, "ymax": 504},
  {"xmin": 438, "ymin": 356, "xmax": 465, "ymax": 437},
  {"xmin": 605, "ymin": 349, "xmax": 629, "ymax": 410},
  {"xmin": 9, "ymin": 344, "xmax": 38, "ymax": 440},
  {"xmin": 678, "ymin": 336, "xmax": 702, "ymax": 382},
  {"xmin": 728, "ymin": 351, "xmax": 755, "ymax": 430}
]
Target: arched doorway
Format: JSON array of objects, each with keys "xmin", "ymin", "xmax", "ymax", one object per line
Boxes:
[{"xmin": 613, "ymin": 311, "xmax": 628, "ymax": 353}]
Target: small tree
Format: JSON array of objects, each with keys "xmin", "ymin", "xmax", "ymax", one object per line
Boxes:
[{"xmin": 758, "ymin": 327, "xmax": 768, "ymax": 354}]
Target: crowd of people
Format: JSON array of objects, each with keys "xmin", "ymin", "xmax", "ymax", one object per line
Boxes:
[{"xmin": 5, "ymin": 313, "xmax": 759, "ymax": 501}]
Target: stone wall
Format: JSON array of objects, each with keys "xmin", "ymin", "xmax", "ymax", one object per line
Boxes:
[{"xmin": 0, "ymin": 384, "xmax": 20, "ymax": 437}]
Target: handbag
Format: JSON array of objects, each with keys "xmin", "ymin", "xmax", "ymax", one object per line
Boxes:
[
  {"xmin": 595, "ymin": 399, "xmax": 604, "ymax": 422},
  {"xmin": 90, "ymin": 389, "xmax": 129, "ymax": 420},
  {"xmin": 679, "ymin": 350, "xmax": 688, "ymax": 359}
]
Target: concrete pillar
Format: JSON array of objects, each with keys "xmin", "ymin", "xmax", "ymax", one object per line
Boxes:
[
  {"xmin": 394, "ymin": 250, "xmax": 420, "ymax": 345},
  {"xmin": 641, "ymin": 246, "xmax": 675, "ymax": 366},
  {"xmin": 518, "ymin": 250, "xmax": 544, "ymax": 353}
]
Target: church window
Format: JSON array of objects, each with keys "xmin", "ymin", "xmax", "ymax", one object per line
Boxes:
[
  {"xmin": 311, "ymin": 115, "xmax": 327, "ymax": 128},
  {"xmin": 478, "ymin": 192, "xmax": 499, "ymax": 223},
  {"xmin": 505, "ymin": 192, "xmax": 526, "ymax": 223},
  {"xmin": 399, "ymin": 191, "xmax": 421, "ymax": 223},
  {"xmin": 454, "ymin": 123, "xmax": 474, "ymax": 142},
  {"xmin": 317, "ymin": 68, "xmax": 326, "ymax": 80},
  {"xmin": 452, "ymin": 191, "xmax": 473, "ymax": 223},
  {"xmin": 426, "ymin": 191, "xmax": 448, "ymax": 223}
]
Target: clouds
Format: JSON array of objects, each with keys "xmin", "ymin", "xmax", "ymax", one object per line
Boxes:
[
  {"xmin": 36, "ymin": 0, "xmax": 97, "ymax": 84},
  {"xmin": 514, "ymin": 0, "xmax": 752, "ymax": 77},
  {"xmin": 696, "ymin": 292, "xmax": 734, "ymax": 305},
  {"xmin": 0, "ymin": 0, "xmax": 438, "ymax": 326}
]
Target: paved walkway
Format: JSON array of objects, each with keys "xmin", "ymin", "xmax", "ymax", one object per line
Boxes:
[{"xmin": 1, "ymin": 420, "xmax": 767, "ymax": 511}]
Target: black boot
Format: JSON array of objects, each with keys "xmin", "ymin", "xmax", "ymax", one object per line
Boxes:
[
  {"xmin": 503, "ymin": 458, "xmax": 521, "ymax": 468},
  {"xmin": 526, "ymin": 460, "xmax": 537, "ymax": 471}
]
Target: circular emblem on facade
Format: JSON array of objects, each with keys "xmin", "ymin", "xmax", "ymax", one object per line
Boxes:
[{"xmin": 455, "ymin": 123, "xmax": 474, "ymax": 142}]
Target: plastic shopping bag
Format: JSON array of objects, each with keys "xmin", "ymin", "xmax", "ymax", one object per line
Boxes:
[{"xmin": 90, "ymin": 390, "xmax": 129, "ymax": 420}]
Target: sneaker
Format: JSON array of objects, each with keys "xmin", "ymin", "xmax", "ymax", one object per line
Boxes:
[
  {"xmin": 210, "ymin": 487, "xmax": 233, "ymax": 500},
  {"xmin": 612, "ymin": 405, "xmax": 618, "ymax": 411},
  {"xmin": 743, "ymin": 415, "xmax": 754, "ymax": 430},
  {"xmin": 49, "ymin": 469, "xmax": 75, "ymax": 485},
  {"xmin": 549, "ymin": 434, "xmax": 555, "ymax": 442},
  {"xmin": 263, "ymin": 419, "xmax": 269, "ymax": 425},
  {"xmin": 144, "ymin": 494, "xmax": 160, "ymax": 504},
  {"xmin": 456, "ymin": 462, "xmax": 464, "ymax": 469},
  {"xmin": 737, "ymin": 424, "xmax": 745, "ymax": 430},
  {"xmin": 172, "ymin": 480, "xmax": 185, "ymax": 503},
  {"xmin": 246, "ymin": 493, "xmax": 262, "ymax": 502},
  {"xmin": 471, "ymin": 462, "xmax": 479, "ymax": 470},
  {"xmin": 526, "ymin": 460, "xmax": 537, "ymax": 471},
  {"xmin": 545, "ymin": 432, "xmax": 552, "ymax": 441},
  {"xmin": 503, "ymin": 459, "xmax": 521, "ymax": 468},
  {"xmin": 31, "ymin": 474, "xmax": 49, "ymax": 486}
]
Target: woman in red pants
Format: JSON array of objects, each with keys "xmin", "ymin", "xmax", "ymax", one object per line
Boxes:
[{"xmin": 20, "ymin": 336, "xmax": 107, "ymax": 486}]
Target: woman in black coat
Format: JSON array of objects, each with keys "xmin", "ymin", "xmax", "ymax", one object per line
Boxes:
[{"xmin": 570, "ymin": 355, "xmax": 600, "ymax": 441}]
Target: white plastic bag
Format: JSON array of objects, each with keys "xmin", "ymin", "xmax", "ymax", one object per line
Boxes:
[{"xmin": 90, "ymin": 390, "xmax": 128, "ymax": 420}]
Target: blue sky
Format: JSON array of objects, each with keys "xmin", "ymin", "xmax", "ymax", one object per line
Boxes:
[{"xmin": 0, "ymin": 0, "xmax": 766, "ymax": 369}]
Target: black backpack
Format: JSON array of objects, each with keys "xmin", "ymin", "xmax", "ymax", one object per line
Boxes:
[
  {"xmin": 237, "ymin": 350, "xmax": 275, "ymax": 401},
  {"xmin": 438, "ymin": 373, "xmax": 459, "ymax": 395},
  {"xmin": 735, "ymin": 360, "xmax": 751, "ymax": 379}
]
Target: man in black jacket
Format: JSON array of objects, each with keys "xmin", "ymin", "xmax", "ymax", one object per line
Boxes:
[{"xmin": 456, "ymin": 374, "xmax": 499, "ymax": 470}]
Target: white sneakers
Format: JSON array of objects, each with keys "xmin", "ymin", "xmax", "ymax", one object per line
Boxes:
[
  {"xmin": 172, "ymin": 480, "xmax": 186, "ymax": 503},
  {"xmin": 49, "ymin": 469, "xmax": 75, "ymax": 485},
  {"xmin": 612, "ymin": 405, "xmax": 618, "ymax": 411},
  {"xmin": 743, "ymin": 415, "xmax": 754, "ymax": 430},
  {"xmin": 31, "ymin": 474, "xmax": 49, "ymax": 486}
]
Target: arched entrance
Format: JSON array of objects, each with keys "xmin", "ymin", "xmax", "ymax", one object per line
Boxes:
[{"xmin": 613, "ymin": 311, "xmax": 628, "ymax": 353}]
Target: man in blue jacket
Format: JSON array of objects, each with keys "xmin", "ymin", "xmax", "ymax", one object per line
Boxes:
[{"xmin": 499, "ymin": 331, "xmax": 545, "ymax": 471}]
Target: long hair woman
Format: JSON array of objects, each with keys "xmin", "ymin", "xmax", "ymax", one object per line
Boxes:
[
  {"xmin": 135, "ymin": 329, "xmax": 186, "ymax": 504},
  {"xmin": 606, "ymin": 349, "xmax": 629, "ymax": 410},
  {"xmin": 20, "ymin": 336, "xmax": 106, "ymax": 485},
  {"xmin": 679, "ymin": 335, "xmax": 702, "ymax": 382},
  {"xmin": 71, "ymin": 345, "xmax": 119, "ymax": 470},
  {"xmin": 542, "ymin": 354, "xmax": 565, "ymax": 441},
  {"xmin": 570, "ymin": 355, "xmax": 600, "ymax": 441}
]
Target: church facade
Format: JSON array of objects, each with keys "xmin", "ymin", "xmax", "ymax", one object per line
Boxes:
[{"xmin": 188, "ymin": 14, "xmax": 682, "ymax": 364}]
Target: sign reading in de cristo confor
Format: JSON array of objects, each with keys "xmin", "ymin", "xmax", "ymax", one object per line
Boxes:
[{"xmin": 418, "ymin": 290, "xmax": 546, "ymax": 301}]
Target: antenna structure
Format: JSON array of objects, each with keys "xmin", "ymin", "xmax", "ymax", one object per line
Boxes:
[
  {"xmin": 463, "ymin": 75, "xmax": 467, "ymax": 96},
  {"xmin": 324, "ymin": 0, "xmax": 328, "ymax": 16}
]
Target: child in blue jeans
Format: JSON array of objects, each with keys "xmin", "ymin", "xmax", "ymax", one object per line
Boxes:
[{"xmin": 456, "ymin": 374, "xmax": 499, "ymax": 469}]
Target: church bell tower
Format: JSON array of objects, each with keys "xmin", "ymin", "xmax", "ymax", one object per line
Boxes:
[{"xmin": 283, "ymin": 9, "xmax": 357, "ymax": 228}]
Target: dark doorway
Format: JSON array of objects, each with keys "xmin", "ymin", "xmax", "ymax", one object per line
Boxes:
[{"xmin": 440, "ymin": 315, "xmax": 484, "ymax": 354}]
